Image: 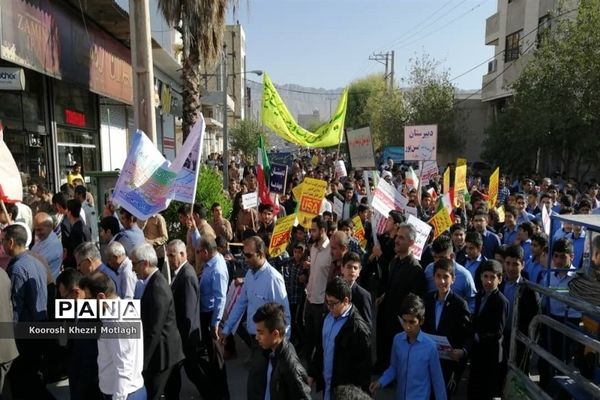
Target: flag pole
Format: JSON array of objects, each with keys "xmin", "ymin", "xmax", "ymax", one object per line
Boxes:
[{"xmin": 0, "ymin": 199, "xmax": 10, "ymax": 224}]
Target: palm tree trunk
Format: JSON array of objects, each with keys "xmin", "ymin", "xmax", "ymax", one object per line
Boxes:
[{"xmin": 182, "ymin": 42, "xmax": 201, "ymax": 141}]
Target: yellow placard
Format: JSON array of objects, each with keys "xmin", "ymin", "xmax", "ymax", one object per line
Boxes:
[
  {"xmin": 311, "ymin": 155, "xmax": 319, "ymax": 167},
  {"xmin": 352, "ymin": 215, "xmax": 367, "ymax": 249},
  {"xmin": 443, "ymin": 167, "xmax": 450, "ymax": 194},
  {"xmin": 297, "ymin": 178, "xmax": 328, "ymax": 228},
  {"xmin": 454, "ymin": 164, "xmax": 467, "ymax": 197},
  {"xmin": 496, "ymin": 205, "xmax": 505, "ymax": 223},
  {"xmin": 268, "ymin": 214, "xmax": 297, "ymax": 258},
  {"xmin": 428, "ymin": 207, "xmax": 453, "ymax": 239},
  {"xmin": 457, "ymin": 158, "xmax": 467, "ymax": 167},
  {"xmin": 292, "ymin": 183, "xmax": 304, "ymax": 201},
  {"xmin": 488, "ymin": 167, "xmax": 499, "ymax": 208}
]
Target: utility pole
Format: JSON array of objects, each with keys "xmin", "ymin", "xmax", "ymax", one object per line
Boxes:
[
  {"xmin": 129, "ymin": 0, "xmax": 157, "ymax": 144},
  {"xmin": 369, "ymin": 51, "xmax": 395, "ymax": 90},
  {"xmin": 222, "ymin": 44, "xmax": 229, "ymax": 191}
]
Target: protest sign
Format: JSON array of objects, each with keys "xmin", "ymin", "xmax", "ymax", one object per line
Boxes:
[
  {"xmin": 457, "ymin": 158, "xmax": 467, "ymax": 167},
  {"xmin": 352, "ymin": 215, "xmax": 367, "ymax": 248},
  {"xmin": 297, "ymin": 178, "xmax": 328, "ymax": 228},
  {"xmin": 346, "ymin": 127, "xmax": 376, "ymax": 168},
  {"xmin": 405, "ymin": 167, "xmax": 420, "ymax": 191},
  {"xmin": 443, "ymin": 167, "xmax": 450, "ymax": 194},
  {"xmin": 407, "ymin": 214, "xmax": 432, "ymax": 260},
  {"xmin": 269, "ymin": 152, "xmax": 294, "ymax": 168},
  {"xmin": 242, "ymin": 192, "xmax": 258, "ymax": 210},
  {"xmin": 291, "ymin": 182, "xmax": 304, "ymax": 201},
  {"xmin": 488, "ymin": 167, "xmax": 499, "ymax": 208},
  {"xmin": 429, "ymin": 207, "xmax": 453, "ymax": 239},
  {"xmin": 268, "ymin": 214, "xmax": 297, "ymax": 258},
  {"xmin": 542, "ymin": 204, "xmax": 551, "ymax": 235},
  {"xmin": 371, "ymin": 178, "xmax": 409, "ymax": 216},
  {"xmin": 454, "ymin": 163, "xmax": 467, "ymax": 196},
  {"xmin": 171, "ymin": 116, "xmax": 205, "ymax": 203},
  {"xmin": 269, "ymin": 163, "xmax": 288, "ymax": 194},
  {"xmin": 496, "ymin": 205, "xmax": 505, "ymax": 224},
  {"xmin": 334, "ymin": 160, "xmax": 347, "ymax": 179},
  {"xmin": 425, "ymin": 334, "xmax": 453, "ymax": 360},
  {"xmin": 333, "ymin": 197, "xmax": 343, "ymax": 219},
  {"xmin": 420, "ymin": 161, "xmax": 439, "ymax": 186},
  {"xmin": 382, "ymin": 146, "xmax": 404, "ymax": 165},
  {"xmin": 405, "ymin": 206, "xmax": 418, "ymax": 217},
  {"xmin": 404, "ymin": 125, "xmax": 437, "ymax": 161},
  {"xmin": 0, "ymin": 124, "xmax": 22, "ymax": 202}
]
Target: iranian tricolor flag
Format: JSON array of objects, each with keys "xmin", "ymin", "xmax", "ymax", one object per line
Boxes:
[
  {"xmin": 439, "ymin": 189, "xmax": 456, "ymax": 223},
  {"xmin": 256, "ymin": 135, "xmax": 272, "ymax": 206},
  {"xmin": 406, "ymin": 166, "xmax": 419, "ymax": 191}
]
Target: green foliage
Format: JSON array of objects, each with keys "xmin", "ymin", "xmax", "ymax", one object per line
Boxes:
[
  {"xmin": 483, "ymin": 0, "xmax": 600, "ymax": 179},
  {"xmin": 162, "ymin": 166, "xmax": 232, "ymax": 241},
  {"xmin": 229, "ymin": 120, "xmax": 268, "ymax": 163},
  {"xmin": 365, "ymin": 87, "xmax": 408, "ymax": 147},
  {"xmin": 346, "ymin": 74, "xmax": 387, "ymax": 131}
]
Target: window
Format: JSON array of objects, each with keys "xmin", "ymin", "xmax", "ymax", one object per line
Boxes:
[{"xmin": 505, "ymin": 30, "xmax": 522, "ymax": 62}]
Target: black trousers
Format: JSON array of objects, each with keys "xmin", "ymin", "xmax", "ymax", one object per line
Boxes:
[
  {"xmin": 303, "ymin": 302, "xmax": 325, "ymax": 359},
  {"xmin": 7, "ymin": 339, "xmax": 56, "ymax": 400},
  {"xmin": 200, "ymin": 312, "xmax": 230, "ymax": 400},
  {"xmin": 143, "ymin": 366, "xmax": 174, "ymax": 400}
]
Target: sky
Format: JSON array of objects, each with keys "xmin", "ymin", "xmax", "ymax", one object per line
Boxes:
[{"xmin": 229, "ymin": 0, "xmax": 497, "ymax": 90}]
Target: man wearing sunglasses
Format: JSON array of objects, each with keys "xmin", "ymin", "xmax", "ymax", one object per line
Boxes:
[{"xmin": 218, "ymin": 236, "xmax": 291, "ymax": 399}]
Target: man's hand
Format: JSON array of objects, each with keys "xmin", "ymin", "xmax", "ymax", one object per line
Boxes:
[
  {"xmin": 307, "ymin": 376, "xmax": 315, "ymax": 387},
  {"xmin": 234, "ymin": 277, "xmax": 244, "ymax": 286},
  {"xmin": 217, "ymin": 326, "xmax": 227, "ymax": 345},
  {"xmin": 211, "ymin": 325, "xmax": 219, "ymax": 341},
  {"xmin": 375, "ymin": 294, "xmax": 385, "ymax": 306},
  {"xmin": 449, "ymin": 348, "xmax": 465, "ymax": 362},
  {"xmin": 371, "ymin": 244, "xmax": 382, "ymax": 259},
  {"xmin": 369, "ymin": 381, "xmax": 381, "ymax": 394}
]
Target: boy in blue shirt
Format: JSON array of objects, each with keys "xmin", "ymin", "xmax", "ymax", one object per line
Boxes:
[{"xmin": 370, "ymin": 293, "xmax": 447, "ymax": 400}]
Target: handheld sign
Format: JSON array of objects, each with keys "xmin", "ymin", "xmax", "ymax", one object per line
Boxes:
[
  {"xmin": 269, "ymin": 163, "xmax": 288, "ymax": 195},
  {"xmin": 242, "ymin": 192, "xmax": 258, "ymax": 210}
]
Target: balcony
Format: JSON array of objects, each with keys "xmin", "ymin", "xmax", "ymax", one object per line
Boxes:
[{"xmin": 485, "ymin": 13, "xmax": 499, "ymax": 45}]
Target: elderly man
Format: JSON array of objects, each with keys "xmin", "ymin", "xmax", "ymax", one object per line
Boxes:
[
  {"xmin": 328, "ymin": 231, "xmax": 350, "ymax": 282},
  {"xmin": 131, "ymin": 243, "xmax": 184, "ymax": 400},
  {"xmin": 104, "ymin": 241, "xmax": 138, "ymax": 299},
  {"xmin": 31, "ymin": 212, "xmax": 63, "ymax": 280},
  {"xmin": 74, "ymin": 242, "xmax": 119, "ymax": 291}
]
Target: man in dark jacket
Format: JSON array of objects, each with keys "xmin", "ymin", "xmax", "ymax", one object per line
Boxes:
[
  {"xmin": 308, "ymin": 277, "xmax": 371, "ymax": 398},
  {"xmin": 250, "ymin": 302, "xmax": 311, "ymax": 400},
  {"xmin": 131, "ymin": 243, "xmax": 184, "ymax": 400}
]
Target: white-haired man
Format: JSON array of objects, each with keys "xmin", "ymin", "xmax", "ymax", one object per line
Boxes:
[{"xmin": 105, "ymin": 241, "xmax": 138, "ymax": 299}]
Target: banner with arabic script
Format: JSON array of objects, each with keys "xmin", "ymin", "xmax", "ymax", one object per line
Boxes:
[
  {"xmin": 346, "ymin": 127, "xmax": 376, "ymax": 168},
  {"xmin": 262, "ymin": 72, "xmax": 348, "ymax": 148},
  {"xmin": 404, "ymin": 125, "xmax": 438, "ymax": 161}
]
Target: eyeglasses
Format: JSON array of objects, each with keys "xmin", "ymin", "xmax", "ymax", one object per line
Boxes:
[
  {"xmin": 243, "ymin": 252, "xmax": 256, "ymax": 258},
  {"xmin": 325, "ymin": 300, "xmax": 340, "ymax": 309}
]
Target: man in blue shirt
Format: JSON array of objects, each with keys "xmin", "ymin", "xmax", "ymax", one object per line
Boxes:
[
  {"xmin": 117, "ymin": 207, "xmax": 146, "ymax": 256},
  {"xmin": 424, "ymin": 235, "xmax": 477, "ymax": 312},
  {"xmin": 472, "ymin": 210, "xmax": 501, "ymax": 260},
  {"xmin": 218, "ymin": 236, "xmax": 291, "ymax": 399},
  {"xmin": 3, "ymin": 224, "xmax": 54, "ymax": 399},
  {"xmin": 308, "ymin": 277, "xmax": 371, "ymax": 399},
  {"xmin": 198, "ymin": 236, "xmax": 230, "ymax": 399}
]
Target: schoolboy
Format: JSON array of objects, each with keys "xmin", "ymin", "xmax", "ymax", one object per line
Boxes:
[
  {"xmin": 252, "ymin": 302, "xmax": 312, "ymax": 400},
  {"xmin": 341, "ymin": 252, "xmax": 372, "ymax": 327},
  {"xmin": 464, "ymin": 231, "xmax": 486, "ymax": 289},
  {"xmin": 280, "ymin": 243, "xmax": 308, "ymax": 345},
  {"xmin": 501, "ymin": 206, "xmax": 519, "ymax": 245},
  {"xmin": 370, "ymin": 293, "xmax": 447, "ymax": 400},
  {"xmin": 423, "ymin": 259, "xmax": 471, "ymax": 397},
  {"xmin": 467, "ymin": 260, "xmax": 509, "ymax": 400},
  {"xmin": 524, "ymin": 233, "xmax": 548, "ymax": 283},
  {"xmin": 516, "ymin": 221, "xmax": 535, "ymax": 261}
]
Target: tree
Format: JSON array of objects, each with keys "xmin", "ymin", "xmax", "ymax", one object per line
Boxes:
[
  {"xmin": 364, "ymin": 86, "xmax": 408, "ymax": 147},
  {"xmin": 229, "ymin": 119, "xmax": 268, "ymax": 162},
  {"xmin": 346, "ymin": 74, "xmax": 387, "ymax": 131},
  {"xmin": 483, "ymin": 1, "xmax": 600, "ymax": 180},
  {"xmin": 158, "ymin": 0, "xmax": 228, "ymax": 140},
  {"xmin": 404, "ymin": 54, "xmax": 463, "ymax": 154}
]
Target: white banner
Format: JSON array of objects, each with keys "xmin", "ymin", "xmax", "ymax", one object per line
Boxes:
[
  {"xmin": 242, "ymin": 192, "xmax": 258, "ymax": 210},
  {"xmin": 407, "ymin": 214, "xmax": 432, "ymax": 260},
  {"xmin": 404, "ymin": 125, "xmax": 437, "ymax": 161},
  {"xmin": 346, "ymin": 127, "xmax": 376, "ymax": 168},
  {"xmin": 171, "ymin": 116, "xmax": 205, "ymax": 203},
  {"xmin": 334, "ymin": 160, "xmax": 347, "ymax": 179},
  {"xmin": 420, "ymin": 161, "xmax": 439, "ymax": 186},
  {"xmin": 371, "ymin": 178, "xmax": 409, "ymax": 216},
  {"xmin": 333, "ymin": 197, "xmax": 343, "ymax": 218}
]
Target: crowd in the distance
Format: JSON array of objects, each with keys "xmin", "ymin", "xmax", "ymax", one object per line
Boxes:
[{"xmin": 1, "ymin": 151, "xmax": 599, "ymax": 400}]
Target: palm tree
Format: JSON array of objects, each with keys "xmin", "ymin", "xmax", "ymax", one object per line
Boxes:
[{"xmin": 158, "ymin": 0, "xmax": 229, "ymax": 139}]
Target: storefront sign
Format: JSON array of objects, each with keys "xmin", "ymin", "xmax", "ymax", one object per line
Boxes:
[
  {"xmin": 64, "ymin": 109, "xmax": 87, "ymax": 128},
  {"xmin": 0, "ymin": 0, "xmax": 133, "ymax": 104},
  {"xmin": 0, "ymin": 67, "xmax": 25, "ymax": 90}
]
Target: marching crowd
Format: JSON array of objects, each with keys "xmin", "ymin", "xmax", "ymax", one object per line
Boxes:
[{"xmin": 1, "ymin": 150, "xmax": 600, "ymax": 400}]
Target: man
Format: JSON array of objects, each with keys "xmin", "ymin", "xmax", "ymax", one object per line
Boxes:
[
  {"xmin": 326, "ymin": 179, "xmax": 344, "ymax": 204},
  {"xmin": 257, "ymin": 203, "xmax": 275, "ymax": 247},
  {"xmin": 63, "ymin": 199, "xmax": 92, "ymax": 269},
  {"xmin": 118, "ymin": 208, "xmax": 146, "ymax": 256},
  {"xmin": 357, "ymin": 204, "xmax": 374, "ymax": 251},
  {"xmin": 163, "ymin": 240, "xmax": 207, "ymax": 400},
  {"xmin": 31, "ymin": 212, "xmax": 63, "ymax": 280},
  {"xmin": 375, "ymin": 223, "xmax": 427, "ymax": 372},
  {"xmin": 56, "ymin": 269, "xmax": 102, "ymax": 400},
  {"xmin": 305, "ymin": 216, "xmax": 332, "ymax": 359},
  {"xmin": 3, "ymin": 224, "xmax": 52, "ymax": 400},
  {"xmin": 364, "ymin": 210, "xmax": 403, "ymax": 294},
  {"xmin": 472, "ymin": 209, "xmax": 501, "ymax": 260},
  {"xmin": 79, "ymin": 271, "xmax": 146, "ymax": 400},
  {"xmin": 218, "ymin": 236, "xmax": 291, "ymax": 398},
  {"xmin": 142, "ymin": 213, "xmax": 169, "ymax": 273},
  {"xmin": 308, "ymin": 278, "xmax": 371, "ymax": 398},
  {"xmin": 131, "ymin": 243, "xmax": 184, "ymax": 400},
  {"xmin": 328, "ymin": 231, "xmax": 350, "ymax": 282},
  {"xmin": 51, "ymin": 192, "xmax": 70, "ymax": 242},
  {"xmin": 210, "ymin": 202, "xmax": 233, "ymax": 241},
  {"xmin": 190, "ymin": 204, "xmax": 217, "ymax": 248},
  {"xmin": 104, "ymin": 241, "xmax": 138, "ymax": 299},
  {"xmin": 99, "ymin": 215, "xmax": 121, "ymax": 264},
  {"xmin": 450, "ymin": 224, "xmax": 467, "ymax": 266},
  {"xmin": 74, "ymin": 242, "xmax": 118, "ymax": 287},
  {"xmin": 515, "ymin": 194, "xmax": 535, "ymax": 224},
  {"xmin": 197, "ymin": 237, "xmax": 230, "ymax": 399},
  {"xmin": 0, "ymin": 263, "xmax": 18, "ymax": 397},
  {"xmin": 74, "ymin": 185, "xmax": 99, "ymax": 243},
  {"xmin": 341, "ymin": 185, "xmax": 357, "ymax": 220}
]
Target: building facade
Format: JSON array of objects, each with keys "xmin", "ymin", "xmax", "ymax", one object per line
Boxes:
[{"xmin": 1, "ymin": 0, "xmax": 182, "ymax": 198}]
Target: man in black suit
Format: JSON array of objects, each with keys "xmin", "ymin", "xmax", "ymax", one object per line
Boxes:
[
  {"xmin": 63, "ymin": 199, "xmax": 91, "ymax": 269},
  {"xmin": 131, "ymin": 243, "xmax": 184, "ymax": 400},
  {"xmin": 163, "ymin": 240, "xmax": 208, "ymax": 400},
  {"xmin": 423, "ymin": 259, "xmax": 472, "ymax": 397}
]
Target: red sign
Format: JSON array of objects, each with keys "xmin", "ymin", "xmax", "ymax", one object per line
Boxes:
[{"xmin": 64, "ymin": 109, "xmax": 87, "ymax": 127}]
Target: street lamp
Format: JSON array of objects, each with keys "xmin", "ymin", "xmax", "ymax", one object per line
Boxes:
[{"xmin": 221, "ymin": 45, "xmax": 263, "ymax": 191}]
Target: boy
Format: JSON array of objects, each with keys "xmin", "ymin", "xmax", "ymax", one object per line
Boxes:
[
  {"xmin": 472, "ymin": 210, "xmax": 501, "ymax": 260},
  {"xmin": 501, "ymin": 206, "xmax": 519, "ymax": 245},
  {"xmin": 524, "ymin": 233, "xmax": 548, "ymax": 284},
  {"xmin": 423, "ymin": 259, "xmax": 471, "ymax": 397},
  {"xmin": 467, "ymin": 260, "xmax": 509, "ymax": 400},
  {"xmin": 370, "ymin": 293, "xmax": 447, "ymax": 400},
  {"xmin": 341, "ymin": 252, "xmax": 372, "ymax": 327},
  {"xmin": 464, "ymin": 231, "xmax": 486, "ymax": 289},
  {"xmin": 516, "ymin": 221, "xmax": 534, "ymax": 262},
  {"xmin": 252, "ymin": 303, "xmax": 312, "ymax": 400},
  {"xmin": 308, "ymin": 277, "xmax": 371, "ymax": 398},
  {"xmin": 500, "ymin": 245, "xmax": 539, "ymax": 374},
  {"xmin": 280, "ymin": 243, "xmax": 308, "ymax": 345}
]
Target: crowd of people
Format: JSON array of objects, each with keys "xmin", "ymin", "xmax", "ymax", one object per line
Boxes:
[{"xmin": 0, "ymin": 150, "xmax": 599, "ymax": 400}]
